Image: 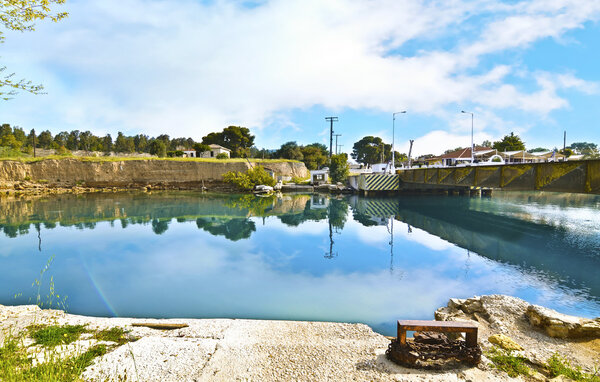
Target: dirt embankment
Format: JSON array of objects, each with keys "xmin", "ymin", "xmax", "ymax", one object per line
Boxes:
[{"xmin": 0, "ymin": 159, "xmax": 308, "ymax": 191}]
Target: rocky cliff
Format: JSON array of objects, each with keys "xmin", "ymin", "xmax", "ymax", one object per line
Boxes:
[{"xmin": 0, "ymin": 159, "xmax": 308, "ymax": 189}]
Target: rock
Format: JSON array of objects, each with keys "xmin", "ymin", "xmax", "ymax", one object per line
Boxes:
[
  {"xmin": 530, "ymin": 371, "xmax": 546, "ymax": 382},
  {"xmin": 488, "ymin": 334, "xmax": 523, "ymax": 351},
  {"xmin": 549, "ymin": 375, "xmax": 576, "ymax": 382},
  {"xmin": 526, "ymin": 305, "xmax": 600, "ymax": 339}
]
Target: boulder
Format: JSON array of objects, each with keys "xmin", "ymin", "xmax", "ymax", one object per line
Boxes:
[
  {"xmin": 487, "ymin": 334, "xmax": 523, "ymax": 351},
  {"xmin": 526, "ymin": 305, "xmax": 600, "ymax": 339}
]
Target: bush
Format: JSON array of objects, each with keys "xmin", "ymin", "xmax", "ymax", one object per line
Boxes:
[
  {"xmin": 329, "ymin": 154, "xmax": 349, "ymax": 183},
  {"xmin": 55, "ymin": 146, "xmax": 71, "ymax": 156},
  {"xmin": 223, "ymin": 165, "xmax": 275, "ymax": 190},
  {"xmin": 216, "ymin": 153, "xmax": 229, "ymax": 159},
  {"xmin": 166, "ymin": 150, "xmax": 184, "ymax": 158}
]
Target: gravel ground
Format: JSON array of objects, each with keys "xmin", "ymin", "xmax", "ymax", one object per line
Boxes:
[{"xmin": 0, "ymin": 303, "xmax": 516, "ymax": 381}]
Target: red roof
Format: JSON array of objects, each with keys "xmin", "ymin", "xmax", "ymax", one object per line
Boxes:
[{"xmin": 435, "ymin": 146, "xmax": 492, "ymax": 160}]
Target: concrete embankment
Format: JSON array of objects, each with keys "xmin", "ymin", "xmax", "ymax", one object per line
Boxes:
[
  {"xmin": 2, "ymin": 295, "xmax": 598, "ymax": 381},
  {"xmin": 0, "ymin": 158, "xmax": 308, "ymax": 191}
]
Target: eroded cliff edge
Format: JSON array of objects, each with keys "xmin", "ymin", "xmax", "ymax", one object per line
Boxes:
[{"xmin": 0, "ymin": 158, "xmax": 308, "ymax": 190}]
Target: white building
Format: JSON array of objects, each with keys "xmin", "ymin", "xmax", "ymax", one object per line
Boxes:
[
  {"xmin": 183, "ymin": 144, "xmax": 232, "ymax": 158},
  {"xmin": 310, "ymin": 168, "xmax": 329, "ymax": 184}
]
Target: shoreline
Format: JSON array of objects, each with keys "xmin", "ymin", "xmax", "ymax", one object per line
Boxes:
[{"xmin": 2, "ymin": 295, "xmax": 599, "ymax": 381}]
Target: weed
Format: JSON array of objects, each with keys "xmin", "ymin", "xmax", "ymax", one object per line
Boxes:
[
  {"xmin": 547, "ymin": 353, "xmax": 600, "ymax": 382},
  {"xmin": 28, "ymin": 324, "xmax": 88, "ymax": 347},
  {"xmin": 93, "ymin": 327, "xmax": 134, "ymax": 345},
  {"xmin": 0, "ymin": 332, "xmax": 108, "ymax": 382},
  {"xmin": 486, "ymin": 347, "xmax": 531, "ymax": 378}
]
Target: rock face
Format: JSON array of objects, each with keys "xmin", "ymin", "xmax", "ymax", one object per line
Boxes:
[
  {"xmin": 526, "ymin": 304, "xmax": 600, "ymax": 339},
  {"xmin": 0, "ymin": 159, "xmax": 308, "ymax": 188}
]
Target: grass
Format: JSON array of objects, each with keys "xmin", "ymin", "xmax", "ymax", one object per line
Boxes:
[
  {"xmin": 0, "ymin": 155, "xmax": 301, "ymax": 164},
  {"xmin": 0, "ymin": 334, "xmax": 108, "ymax": 382},
  {"xmin": 547, "ymin": 353, "xmax": 600, "ymax": 382},
  {"xmin": 0, "ymin": 324, "xmax": 136, "ymax": 381},
  {"xmin": 486, "ymin": 347, "xmax": 531, "ymax": 378},
  {"xmin": 93, "ymin": 327, "xmax": 134, "ymax": 345},
  {"xmin": 28, "ymin": 325, "xmax": 88, "ymax": 347}
]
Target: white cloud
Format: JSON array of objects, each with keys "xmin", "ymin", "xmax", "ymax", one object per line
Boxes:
[{"xmin": 0, "ymin": 0, "xmax": 598, "ymax": 145}]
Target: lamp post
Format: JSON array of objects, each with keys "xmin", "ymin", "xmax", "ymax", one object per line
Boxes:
[
  {"xmin": 392, "ymin": 111, "xmax": 406, "ymax": 172},
  {"xmin": 461, "ymin": 111, "xmax": 474, "ymax": 163}
]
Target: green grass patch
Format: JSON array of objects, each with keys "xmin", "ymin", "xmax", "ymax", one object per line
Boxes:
[
  {"xmin": 547, "ymin": 353, "xmax": 600, "ymax": 382},
  {"xmin": 93, "ymin": 327, "xmax": 134, "ymax": 345},
  {"xmin": 0, "ymin": 334, "xmax": 108, "ymax": 382},
  {"xmin": 486, "ymin": 347, "xmax": 531, "ymax": 378},
  {"xmin": 28, "ymin": 325, "xmax": 88, "ymax": 347}
]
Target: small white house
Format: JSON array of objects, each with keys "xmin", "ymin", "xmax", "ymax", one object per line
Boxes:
[
  {"xmin": 198, "ymin": 144, "xmax": 231, "ymax": 158},
  {"xmin": 310, "ymin": 168, "xmax": 329, "ymax": 185},
  {"xmin": 182, "ymin": 150, "xmax": 197, "ymax": 158}
]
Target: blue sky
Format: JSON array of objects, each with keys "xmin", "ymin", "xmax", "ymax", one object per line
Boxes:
[{"xmin": 1, "ymin": 0, "xmax": 600, "ymax": 155}]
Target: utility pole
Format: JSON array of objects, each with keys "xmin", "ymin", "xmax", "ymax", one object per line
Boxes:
[
  {"xmin": 325, "ymin": 117, "xmax": 338, "ymax": 157},
  {"xmin": 337, "ymin": 144, "xmax": 344, "ymax": 155},
  {"xmin": 32, "ymin": 129, "xmax": 36, "ymax": 158},
  {"xmin": 334, "ymin": 134, "xmax": 342, "ymax": 154},
  {"xmin": 563, "ymin": 131, "xmax": 566, "ymax": 152},
  {"xmin": 407, "ymin": 140, "xmax": 414, "ymax": 168}
]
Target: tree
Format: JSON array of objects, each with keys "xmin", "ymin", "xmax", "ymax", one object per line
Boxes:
[
  {"xmin": 568, "ymin": 142, "xmax": 598, "ymax": 154},
  {"xmin": 276, "ymin": 141, "xmax": 303, "ymax": 160},
  {"xmin": 114, "ymin": 132, "xmax": 135, "ymax": 153},
  {"xmin": 528, "ymin": 147, "xmax": 549, "ymax": 153},
  {"xmin": 102, "ymin": 134, "xmax": 113, "ymax": 153},
  {"xmin": 37, "ymin": 130, "xmax": 53, "ymax": 148},
  {"xmin": 149, "ymin": 139, "xmax": 166, "ymax": 157},
  {"xmin": 202, "ymin": 126, "xmax": 255, "ymax": 158},
  {"xmin": 300, "ymin": 143, "xmax": 328, "ymax": 170},
  {"xmin": 559, "ymin": 148, "xmax": 573, "ymax": 158},
  {"xmin": 193, "ymin": 143, "xmax": 210, "ymax": 157},
  {"xmin": 329, "ymin": 153, "xmax": 349, "ymax": 183},
  {"xmin": 492, "ymin": 132, "xmax": 525, "ymax": 152},
  {"xmin": 351, "ymin": 136, "xmax": 391, "ymax": 165},
  {"xmin": 1, "ymin": 1, "xmax": 68, "ymax": 99}
]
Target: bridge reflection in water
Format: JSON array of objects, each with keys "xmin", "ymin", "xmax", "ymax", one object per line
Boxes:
[{"xmin": 350, "ymin": 193, "xmax": 600, "ymax": 301}]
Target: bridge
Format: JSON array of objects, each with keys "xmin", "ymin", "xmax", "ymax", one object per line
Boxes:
[{"xmin": 350, "ymin": 159, "xmax": 600, "ymax": 195}]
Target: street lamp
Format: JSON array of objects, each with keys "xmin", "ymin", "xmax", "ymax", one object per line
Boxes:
[
  {"xmin": 461, "ymin": 111, "xmax": 474, "ymax": 163},
  {"xmin": 392, "ymin": 111, "xmax": 407, "ymax": 172}
]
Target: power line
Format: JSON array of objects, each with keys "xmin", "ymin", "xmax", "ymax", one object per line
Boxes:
[
  {"xmin": 325, "ymin": 117, "xmax": 339, "ymax": 157},
  {"xmin": 333, "ymin": 134, "xmax": 342, "ymax": 154}
]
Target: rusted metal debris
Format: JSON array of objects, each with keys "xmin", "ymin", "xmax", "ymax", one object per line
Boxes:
[{"xmin": 386, "ymin": 332, "xmax": 482, "ymax": 369}]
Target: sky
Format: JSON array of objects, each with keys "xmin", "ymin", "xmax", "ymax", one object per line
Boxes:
[{"xmin": 1, "ymin": 0, "xmax": 600, "ymax": 156}]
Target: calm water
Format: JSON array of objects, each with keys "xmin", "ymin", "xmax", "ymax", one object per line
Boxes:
[{"xmin": 1, "ymin": 191, "xmax": 599, "ymax": 336}]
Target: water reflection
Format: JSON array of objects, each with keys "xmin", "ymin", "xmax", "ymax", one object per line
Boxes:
[{"xmin": 0, "ymin": 191, "xmax": 599, "ymax": 336}]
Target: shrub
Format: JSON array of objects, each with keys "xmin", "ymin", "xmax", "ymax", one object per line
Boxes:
[
  {"xmin": 329, "ymin": 154, "xmax": 349, "ymax": 183},
  {"xmin": 223, "ymin": 165, "xmax": 275, "ymax": 190},
  {"xmin": 216, "ymin": 153, "xmax": 229, "ymax": 159},
  {"xmin": 486, "ymin": 347, "xmax": 530, "ymax": 378},
  {"xmin": 166, "ymin": 150, "xmax": 184, "ymax": 158}
]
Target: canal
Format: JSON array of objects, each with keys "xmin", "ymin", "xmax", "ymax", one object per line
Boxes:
[{"xmin": 0, "ymin": 191, "xmax": 598, "ymax": 336}]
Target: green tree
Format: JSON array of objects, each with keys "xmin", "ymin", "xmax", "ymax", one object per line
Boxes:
[
  {"xmin": 114, "ymin": 132, "xmax": 134, "ymax": 153},
  {"xmin": 559, "ymin": 148, "xmax": 573, "ymax": 158},
  {"xmin": 329, "ymin": 153, "xmax": 349, "ymax": 183},
  {"xmin": 528, "ymin": 147, "xmax": 549, "ymax": 153},
  {"xmin": 276, "ymin": 141, "xmax": 303, "ymax": 160},
  {"xmin": 53, "ymin": 131, "xmax": 68, "ymax": 148},
  {"xmin": 149, "ymin": 139, "xmax": 166, "ymax": 157},
  {"xmin": 1, "ymin": 1, "xmax": 68, "ymax": 99},
  {"xmin": 568, "ymin": 142, "xmax": 598, "ymax": 154},
  {"xmin": 492, "ymin": 132, "xmax": 526, "ymax": 152},
  {"xmin": 37, "ymin": 130, "xmax": 53, "ymax": 148},
  {"xmin": 102, "ymin": 134, "xmax": 113, "ymax": 153},
  {"xmin": 202, "ymin": 126, "xmax": 255, "ymax": 158},
  {"xmin": 193, "ymin": 142, "xmax": 210, "ymax": 157},
  {"xmin": 300, "ymin": 143, "xmax": 328, "ymax": 170},
  {"xmin": 351, "ymin": 136, "xmax": 391, "ymax": 165},
  {"xmin": 0, "ymin": 133, "xmax": 21, "ymax": 149},
  {"xmin": 134, "ymin": 134, "xmax": 149, "ymax": 152}
]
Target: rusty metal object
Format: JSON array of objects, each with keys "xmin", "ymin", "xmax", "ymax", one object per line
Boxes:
[
  {"xmin": 387, "ymin": 319, "xmax": 482, "ymax": 369},
  {"xmin": 386, "ymin": 332, "xmax": 481, "ymax": 369}
]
